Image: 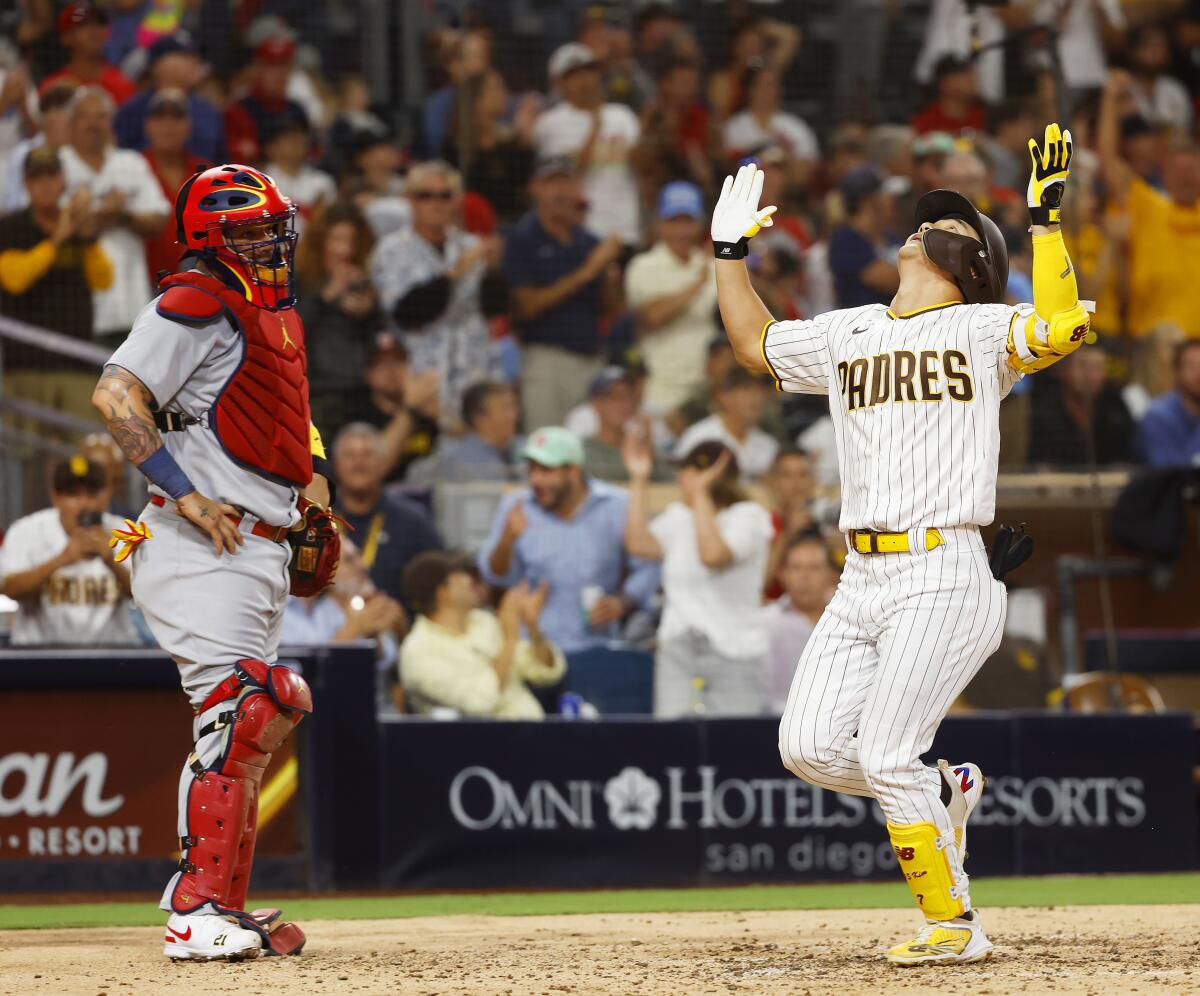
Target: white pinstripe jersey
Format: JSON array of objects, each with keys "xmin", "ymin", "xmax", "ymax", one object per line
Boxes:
[{"xmin": 762, "ymin": 301, "xmax": 1023, "ymax": 532}]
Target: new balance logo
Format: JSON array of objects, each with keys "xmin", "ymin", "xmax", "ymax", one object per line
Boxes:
[{"xmin": 955, "ymin": 767, "xmax": 975, "ymax": 793}]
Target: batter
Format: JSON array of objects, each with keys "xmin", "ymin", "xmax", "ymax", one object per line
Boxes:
[
  {"xmin": 92, "ymin": 164, "xmax": 341, "ymax": 961},
  {"xmin": 712, "ymin": 124, "xmax": 1088, "ymax": 964}
]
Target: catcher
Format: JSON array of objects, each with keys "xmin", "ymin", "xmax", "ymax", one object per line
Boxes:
[{"xmin": 91, "ymin": 164, "xmax": 342, "ymax": 961}]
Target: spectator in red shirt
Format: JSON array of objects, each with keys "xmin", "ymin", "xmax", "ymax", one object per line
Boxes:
[
  {"xmin": 39, "ymin": 3, "xmax": 135, "ymax": 107},
  {"xmin": 141, "ymin": 89, "xmax": 203, "ymax": 283},
  {"xmin": 910, "ymin": 56, "xmax": 986, "ymax": 137},
  {"xmin": 223, "ymin": 35, "xmax": 309, "ymax": 165}
]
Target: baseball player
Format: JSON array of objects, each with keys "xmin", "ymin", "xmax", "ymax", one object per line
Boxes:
[
  {"xmin": 91, "ymin": 164, "xmax": 342, "ymax": 961},
  {"xmin": 713, "ymin": 124, "xmax": 1088, "ymax": 964}
]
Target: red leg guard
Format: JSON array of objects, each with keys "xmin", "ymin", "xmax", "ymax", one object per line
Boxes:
[{"xmin": 171, "ymin": 661, "xmax": 310, "ymax": 916}]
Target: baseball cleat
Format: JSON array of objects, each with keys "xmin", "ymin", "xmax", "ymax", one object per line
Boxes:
[
  {"xmin": 886, "ymin": 914, "xmax": 993, "ymax": 966},
  {"xmin": 163, "ymin": 910, "xmax": 262, "ymax": 961},
  {"xmin": 938, "ymin": 759, "xmax": 985, "ymax": 863}
]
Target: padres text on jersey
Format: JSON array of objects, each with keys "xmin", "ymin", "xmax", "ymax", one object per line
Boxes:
[{"xmin": 762, "ymin": 301, "xmax": 1021, "ymax": 532}]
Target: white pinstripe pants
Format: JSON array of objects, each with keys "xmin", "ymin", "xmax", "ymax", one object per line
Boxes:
[{"xmin": 777, "ymin": 527, "xmax": 1006, "ymax": 830}]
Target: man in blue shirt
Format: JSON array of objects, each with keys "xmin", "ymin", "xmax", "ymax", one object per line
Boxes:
[
  {"xmin": 114, "ymin": 34, "xmax": 225, "ymax": 165},
  {"xmin": 333, "ymin": 423, "xmax": 444, "ymax": 605},
  {"xmin": 479, "ymin": 426, "xmax": 659, "ymax": 653},
  {"xmin": 1136, "ymin": 340, "xmax": 1200, "ymax": 466},
  {"xmin": 419, "ymin": 380, "xmax": 522, "ymax": 482},
  {"xmin": 828, "ymin": 164, "xmax": 900, "ymax": 309},
  {"xmin": 503, "ymin": 157, "xmax": 624, "ymax": 429}
]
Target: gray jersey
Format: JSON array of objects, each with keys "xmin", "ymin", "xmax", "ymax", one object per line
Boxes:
[{"xmin": 108, "ymin": 298, "xmax": 300, "ymax": 528}]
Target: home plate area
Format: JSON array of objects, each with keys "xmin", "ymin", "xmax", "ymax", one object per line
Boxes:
[{"xmin": 1, "ymin": 905, "xmax": 1196, "ymax": 995}]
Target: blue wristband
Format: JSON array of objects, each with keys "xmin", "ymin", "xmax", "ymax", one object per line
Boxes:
[{"xmin": 139, "ymin": 447, "xmax": 195, "ymax": 500}]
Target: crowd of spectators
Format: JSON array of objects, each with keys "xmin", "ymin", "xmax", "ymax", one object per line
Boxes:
[{"xmin": 1, "ymin": 1, "xmax": 1199, "ymax": 716}]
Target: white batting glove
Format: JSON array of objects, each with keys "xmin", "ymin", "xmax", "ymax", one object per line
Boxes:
[{"xmin": 710, "ymin": 163, "xmax": 777, "ymax": 260}]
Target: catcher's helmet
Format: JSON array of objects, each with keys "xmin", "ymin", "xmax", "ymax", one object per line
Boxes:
[
  {"xmin": 915, "ymin": 189, "xmax": 1008, "ymax": 305},
  {"xmin": 174, "ymin": 164, "xmax": 297, "ymax": 311}
]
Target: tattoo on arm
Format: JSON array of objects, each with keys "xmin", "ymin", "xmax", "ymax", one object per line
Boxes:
[{"xmin": 94, "ymin": 363, "xmax": 162, "ymax": 465}]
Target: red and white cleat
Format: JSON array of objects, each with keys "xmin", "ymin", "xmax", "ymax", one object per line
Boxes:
[{"xmin": 163, "ymin": 911, "xmax": 262, "ymax": 961}]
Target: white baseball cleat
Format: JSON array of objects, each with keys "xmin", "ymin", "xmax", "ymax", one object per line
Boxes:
[
  {"xmin": 163, "ymin": 910, "xmax": 262, "ymax": 961},
  {"xmin": 887, "ymin": 912, "xmax": 994, "ymax": 965},
  {"xmin": 938, "ymin": 759, "xmax": 985, "ymax": 864}
]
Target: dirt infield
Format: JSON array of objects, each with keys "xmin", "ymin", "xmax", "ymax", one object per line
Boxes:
[{"xmin": 0, "ymin": 904, "xmax": 1196, "ymax": 995}]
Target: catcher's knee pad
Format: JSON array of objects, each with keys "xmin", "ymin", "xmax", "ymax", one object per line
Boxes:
[
  {"xmin": 170, "ymin": 660, "xmax": 312, "ymax": 915},
  {"xmin": 887, "ymin": 821, "xmax": 970, "ymax": 921},
  {"xmin": 231, "ymin": 658, "xmax": 313, "ymax": 758}
]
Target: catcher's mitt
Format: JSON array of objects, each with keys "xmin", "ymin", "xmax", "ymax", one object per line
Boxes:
[{"xmin": 287, "ymin": 497, "xmax": 348, "ymax": 597}]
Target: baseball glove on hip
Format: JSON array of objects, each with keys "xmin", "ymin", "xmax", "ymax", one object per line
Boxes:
[{"xmin": 287, "ymin": 496, "xmax": 347, "ymax": 597}]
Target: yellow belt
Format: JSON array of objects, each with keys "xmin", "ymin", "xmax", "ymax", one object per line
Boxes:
[{"xmin": 848, "ymin": 528, "xmax": 944, "ymax": 555}]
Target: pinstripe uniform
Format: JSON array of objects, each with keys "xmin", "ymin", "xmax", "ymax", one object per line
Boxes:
[{"xmin": 763, "ymin": 300, "xmax": 1017, "ymax": 829}]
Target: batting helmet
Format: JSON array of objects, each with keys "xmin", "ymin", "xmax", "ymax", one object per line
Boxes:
[
  {"xmin": 915, "ymin": 189, "xmax": 1008, "ymax": 305},
  {"xmin": 174, "ymin": 164, "xmax": 297, "ymax": 311}
]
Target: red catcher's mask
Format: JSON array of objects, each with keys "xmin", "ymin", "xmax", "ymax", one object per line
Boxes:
[{"xmin": 174, "ymin": 164, "xmax": 298, "ymax": 311}]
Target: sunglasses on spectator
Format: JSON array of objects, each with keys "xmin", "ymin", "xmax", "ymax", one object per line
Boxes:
[{"xmin": 411, "ymin": 190, "xmax": 454, "ymax": 201}]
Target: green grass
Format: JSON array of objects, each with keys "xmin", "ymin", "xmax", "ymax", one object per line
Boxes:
[{"xmin": 2, "ymin": 874, "xmax": 1197, "ymax": 931}]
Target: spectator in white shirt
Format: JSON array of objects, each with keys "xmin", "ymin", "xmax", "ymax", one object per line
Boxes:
[
  {"xmin": 723, "ymin": 66, "xmax": 819, "ymax": 185},
  {"xmin": 624, "ymin": 181, "xmax": 718, "ymax": 413},
  {"xmin": 262, "ymin": 119, "xmax": 336, "ymax": 233},
  {"xmin": 674, "ymin": 366, "xmax": 779, "ymax": 479},
  {"xmin": 0, "ymin": 455, "xmax": 136, "ymax": 646},
  {"xmin": 399, "ymin": 551, "xmax": 566, "ymax": 719},
  {"xmin": 533, "ymin": 42, "xmax": 641, "ymax": 244},
  {"xmin": 623, "ymin": 438, "xmax": 774, "ymax": 717},
  {"xmin": 58, "ymin": 86, "xmax": 169, "ymax": 340},
  {"xmin": 764, "ymin": 533, "xmax": 840, "ymax": 714}
]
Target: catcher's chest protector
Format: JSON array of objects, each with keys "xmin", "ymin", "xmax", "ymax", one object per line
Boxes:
[{"xmin": 157, "ymin": 272, "xmax": 313, "ymax": 487}]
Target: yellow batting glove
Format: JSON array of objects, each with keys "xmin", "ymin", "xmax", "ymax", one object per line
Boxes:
[
  {"xmin": 711, "ymin": 163, "xmax": 778, "ymax": 260},
  {"xmin": 1027, "ymin": 122, "xmax": 1072, "ymax": 226}
]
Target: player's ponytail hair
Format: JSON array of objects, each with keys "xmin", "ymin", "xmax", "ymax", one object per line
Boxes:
[{"xmin": 679, "ymin": 441, "xmax": 746, "ymax": 510}]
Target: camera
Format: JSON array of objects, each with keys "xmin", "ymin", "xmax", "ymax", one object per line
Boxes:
[{"xmin": 77, "ymin": 510, "xmax": 102, "ymax": 528}]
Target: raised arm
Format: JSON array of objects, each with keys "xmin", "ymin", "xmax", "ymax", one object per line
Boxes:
[
  {"xmin": 1096, "ymin": 71, "xmax": 1135, "ymax": 204},
  {"xmin": 711, "ymin": 165, "xmax": 779, "ymax": 373},
  {"xmin": 92, "ymin": 364, "xmax": 244, "ymax": 556},
  {"xmin": 620, "ymin": 428, "xmax": 664, "ymax": 560},
  {"xmin": 1006, "ymin": 123, "xmax": 1094, "ymax": 376}
]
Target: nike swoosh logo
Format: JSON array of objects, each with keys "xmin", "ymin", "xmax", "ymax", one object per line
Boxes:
[
  {"xmin": 852, "ymin": 327, "xmax": 868, "ymax": 335},
  {"xmin": 166, "ymin": 924, "xmax": 192, "ymax": 941},
  {"xmin": 1060, "ymin": 257, "xmax": 1073, "ymax": 279}
]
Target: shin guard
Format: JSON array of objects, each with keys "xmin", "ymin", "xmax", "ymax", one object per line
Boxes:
[
  {"xmin": 887, "ymin": 821, "xmax": 970, "ymax": 922},
  {"xmin": 170, "ymin": 660, "xmax": 311, "ymax": 917}
]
